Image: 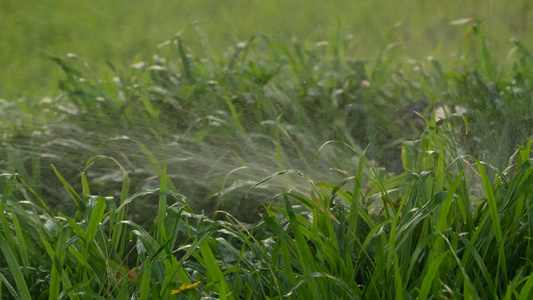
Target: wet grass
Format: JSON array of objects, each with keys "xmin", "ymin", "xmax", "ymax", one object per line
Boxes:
[
  {"xmin": 2, "ymin": 118, "xmax": 533, "ymax": 298},
  {"xmin": 1, "ymin": 20, "xmax": 533, "ymax": 298}
]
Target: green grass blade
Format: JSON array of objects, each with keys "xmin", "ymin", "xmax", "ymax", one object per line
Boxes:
[
  {"xmin": 140, "ymin": 263, "xmax": 152, "ymax": 300},
  {"xmin": 394, "ymin": 256, "xmax": 405, "ymax": 300},
  {"xmin": 475, "ymin": 159, "xmax": 502, "ymax": 242},
  {"xmin": 86, "ymin": 196, "xmax": 106, "ymax": 245},
  {"xmin": 10, "ymin": 213, "xmax": 30, "ymax": 267},
  {"xmin": 418, "ymin": 251, "xmax": 446, "ymax": 300},
  {"xmin": 199, "ymin": 238, "xmax": 234, "ymax": 300},
  {"xmin": 519, "ymin": 273, "xmax": 533, "ymax": 299},
  {"xmin": 52, "ymin": 226, "xmax": 69, "ymax": 300},
  {"xmin": 0, "ymin": 205, "xmax": 18, "ymax": 261},
  {"xmin": 1, "ymin": 174, "xmax": 16, "ymax": 204},
  {"xmin": 0, "ymin": 235, "xmax": 31, "ymax": 300},
  {"xmin": 225, "ymin": 94, "xmax": 245, "ymax": 133},
  {"xmin": 284, "ymin": 193, "xmax": 330, "ymax": 297},
  {"xmin": 0, "ymin": 272, "xmax": 18, "ymax": 299},
  {"xmin": 346, "ymin": 156, "xmax": 365, "ymax": 258},
  {"xmin": 81, "ymin": 171, "xmax": 90, "ymax": 196},
  {"xmin": 51, "ymin": 164, "xmax": 85, "ymax": 214},
  {"xmin": 157, "ymin": 162, "xmax": 168, "ymax": 243},
  {"xmin": 177, "ymin": 36, "xmax": 192, "ymax": 80},
  {"xmin": 458, "ymin": 236, "xmax": 496, "ymax": 294},
  {"xmin": 141, "ymin": 94, "xmax": 160, "ymax": 121},
  {"xmin": 436, "ymin": 170, "xmax": 464, "ymax": 237}
]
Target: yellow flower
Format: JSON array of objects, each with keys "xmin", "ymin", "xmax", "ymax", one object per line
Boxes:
[{"xmin": 171, "ymin": 282, "xmax": 201, "ymax": 295}]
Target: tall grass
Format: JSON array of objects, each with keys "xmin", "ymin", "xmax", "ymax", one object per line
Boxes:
[
  {"xmin": 1, "ymin": 21, "xmax": 533, "ymax": 298},
  {"xmin": 2, "ymin": 112, "xmax": 533, "ymax": 298},
  {"xmin": 1, "ymin": 20, "xmax": 532, "ymax": 220}
]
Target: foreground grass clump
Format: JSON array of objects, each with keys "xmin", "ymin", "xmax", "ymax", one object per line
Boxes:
[{"xmin": 2, "ymin": 119, "xmax": 533, "ymax": 299}]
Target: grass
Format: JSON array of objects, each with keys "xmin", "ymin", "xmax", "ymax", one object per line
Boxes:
[
  {"xmin": 1, "ymin": 11, "xmax": 533, "ymax": 299},
  {"xmin": 1, "ymin": 20, "xmax": 531, "ymax": 216},
  {"xmin": 2, "ymin": 117, "xmax": 533, "ymax": 298},
  {"xmin": 1, "ymin": 0, "xmax": 532, "ymax": 99}
]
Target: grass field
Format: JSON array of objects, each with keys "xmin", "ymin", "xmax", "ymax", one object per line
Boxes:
[
  {"xmin": 1, "ymin": 0, "xmax": 531, "ymax": 99},
  {"xmin": 1, "ymin": 1, "xmax": 533, "ymax": 299}
]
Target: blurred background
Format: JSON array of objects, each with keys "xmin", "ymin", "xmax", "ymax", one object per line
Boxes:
[{"xmin": 1, "ymin": 0, "xmax": 531, "ymax": 99}]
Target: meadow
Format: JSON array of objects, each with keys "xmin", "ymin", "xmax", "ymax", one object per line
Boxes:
[
  {"xmin": 2, "ymin": 0, "xmax": 531, "ymax": 99},
  {"xmin": 1, "ymin": 1, "xmax": 533, "ymax": 299}
]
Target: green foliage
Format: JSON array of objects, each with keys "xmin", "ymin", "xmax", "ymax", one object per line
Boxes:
[
  {"xmin": 1, "ymin": 17, "xmax": 533, "ymax": 299},
  {"xmin": 4, "ymin": 21, "xmax": 532, "ymax": 222},
  {"xmin": 1, "ymin": 117, "xmax": 533, "ymax": 298},
  {"xmin": 2, "ymin": 0, "xmax": 531, "ymax": 100}
]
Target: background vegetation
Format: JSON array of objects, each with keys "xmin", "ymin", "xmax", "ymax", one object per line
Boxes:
[
  {"xmin": 1, "ymin": 0, "xmax": 531, "ymax": 99},
  {"xmin": 1, "ymin": 1, "xmax": 533, "ymax": 299}
]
